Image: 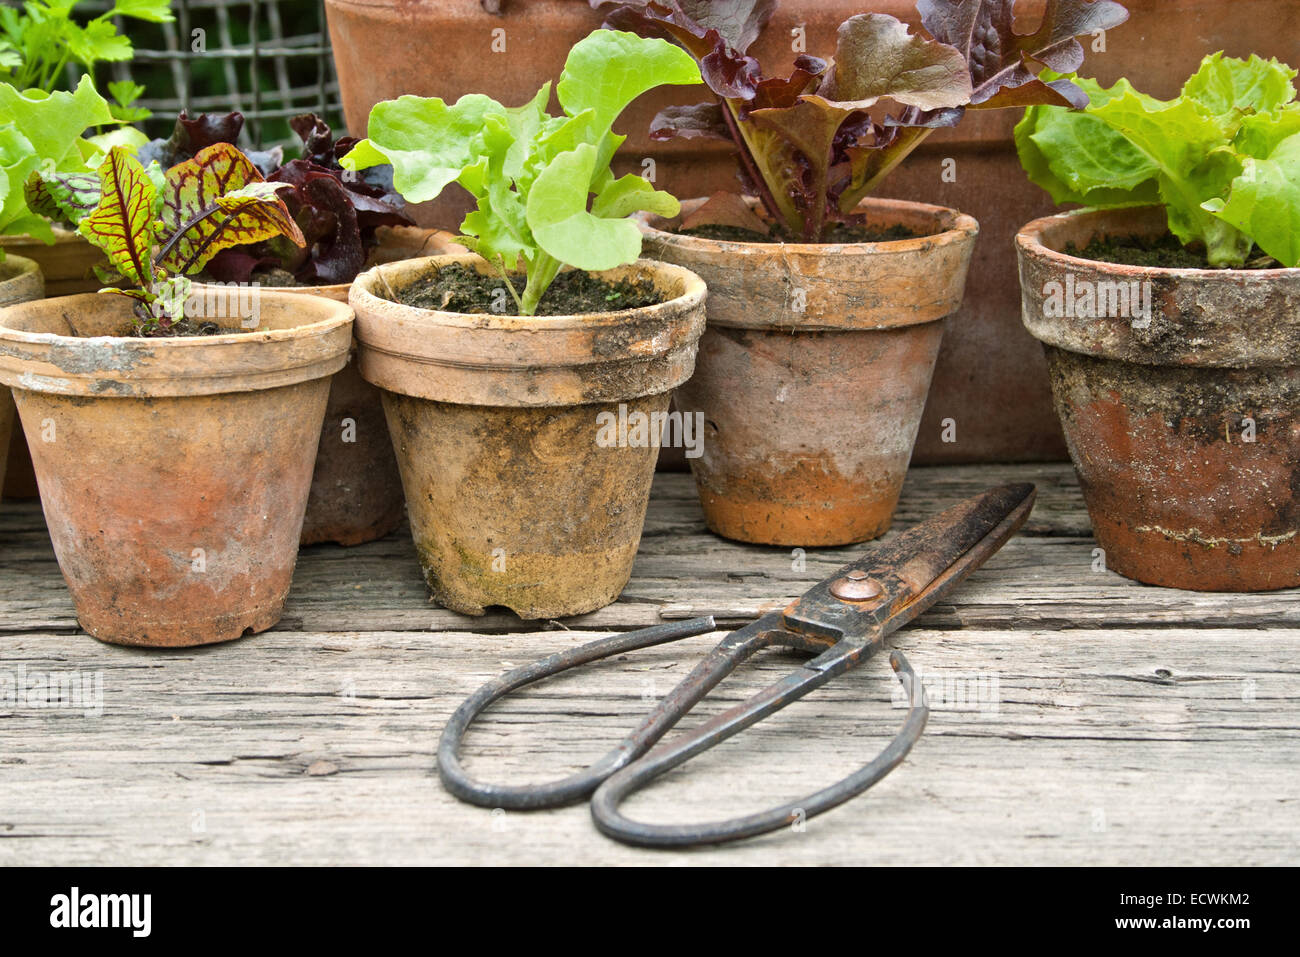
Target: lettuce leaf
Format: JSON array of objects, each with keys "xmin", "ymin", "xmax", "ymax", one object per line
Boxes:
[
  {"xmin": 1016, "ymin": 53, "xmax": 1300, "ymax": 267},
  {"xmin": 0, "ymin": 75, "xmax": 117, "ymax": 242},
  {"xmin": 344, "ymin": 30, "xmax": 700, "ymax": 314}
]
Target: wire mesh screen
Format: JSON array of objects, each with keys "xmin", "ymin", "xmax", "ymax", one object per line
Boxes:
[{"xmin": 4, "ymin": 0, "xmax": 344, "ymax": 149}]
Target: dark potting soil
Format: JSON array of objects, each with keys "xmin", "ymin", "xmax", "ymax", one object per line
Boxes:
[
  {"xmin": 251, "ymin": 267, "xmax": 312, "ymax": 288},
  {"xmin": 396, "ymin": 263, "xmax": 665, "ymax": 315},
  {"xmin": 678, "ymin": 222, "xmax": 924, "ymax": 244},
  {"xmin": 136, "ymin": 318, "xmax": 230, "ymax": 338},
  {"xmin": 1067, "ymin": 234, "xmax": 1279, "ymax": 270}
]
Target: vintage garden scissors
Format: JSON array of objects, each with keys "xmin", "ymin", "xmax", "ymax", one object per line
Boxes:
[{"xmin": 439, "ymin": 482, "xmax": 1036, "ymax": 848}]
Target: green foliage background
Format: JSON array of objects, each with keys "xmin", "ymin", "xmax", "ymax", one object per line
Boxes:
[{"xmin": 2, "ymin": 0, "xmax": 343, "ymax": 147}]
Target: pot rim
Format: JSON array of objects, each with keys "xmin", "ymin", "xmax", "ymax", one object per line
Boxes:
[
  {"xmin": 1016, "ymin": 206, "xmax": 1298, "ymax": 278},
  {"xmin": 1017, "ymin": 206, "xmax": 1300, "ymax": 368},
  {"xmin": 0, "ymin": 253, "xmax": 41, "ymax": 284},
  {"xmin": 0, "ymin": 223, "xmax": 83, "ymax": 247},
  {"xmin": 349, "ymin": 254, "xmax": 707, "ymax": 406},
  {"xmin": 351, "ymin": 253, "xmax": 707, "ymax": 329},
  {"xmin": 0, "ymin": 289, "xmax": 354, "ymax": 397},
  {"xmin": 0, "ymin": 289, "xmax": 352, "ymax": 347},
  {"xmin": 639, "ymin": 195, "xmax": 980, "ymax": 255},
  {"xmin": 637, "ymin": 195, "xmax": 978, "ymax": 332},
  {"xmin": 0, "ymin": 253, "xmax": 43, "ymax": 309}
]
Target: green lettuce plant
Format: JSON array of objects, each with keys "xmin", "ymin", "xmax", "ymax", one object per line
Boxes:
[
  {"xmin": 1016, "ymin": 53, "xmax": 1300, "ymax": 268},
  {"xmin": 0, "ymin": 74, "xmax": 123, "ymax": 243},
  {"xmin": 341, "ymin": 29, "xmax": 701, "ymax": 315},
  {"xmin": 77, "ymin": 143, "xmax": 305, "ymax": 334}
]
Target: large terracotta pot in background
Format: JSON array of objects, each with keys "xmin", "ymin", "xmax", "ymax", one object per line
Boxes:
[
  {"xmin": 195, "ymin": 226, "xmax": 461, "ymax": 546},
  {"xmin": 644, "ymin": 198, "xmax": 977, "ymax": 547},
  {"xmin": 0, "ymin": 255, "xmax": 44, "ymax": 496},
  {"xmin": 0, "ymin": 291, "xmax": 353, "ymax": 645},
  {"xmin": 350, "ymin": 254, "xmax": 706, "ymax": 619},
  {"xmin": 1018, "ymin": 207, "xmax": 1300, "ymax": 592},
  {"xmin": 325, "ymin": 0, "xmax": 1298, "ymax": 465}
]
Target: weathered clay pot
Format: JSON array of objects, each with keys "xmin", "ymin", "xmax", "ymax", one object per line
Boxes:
[
  {"xmin": 0, "ymin": 255, "xmax": 44, "ymax": 495},
  {"xmin": 1018, "ymin": 207, "xmax": 1300, "ymax": 592},
  {"xmin": 0, "ymin": 228, "xmax": 112, "ymax": 498},
  {"xmin": 641, "ymin": 198, "xmax": 978, "ymax": 547},
  {"xmin": 0, "ymin": 226, "xmax": 109, "ymax": 297},
  {"xmin": 350, "ymin": 254, "xmax": 706, "ymax": 618},
  {"xmin": 193, "ymin": 225, "xmax": 462, "ymax": 546},
  {"xmin": 327, "ymin": 0, "xmax": 1298, "ymax": 466},
  {"xmin": 0, "ymin": 291, "xmax": 353, "ymax": 645}
]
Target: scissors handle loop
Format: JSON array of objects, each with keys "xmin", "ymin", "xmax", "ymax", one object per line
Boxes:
[
  {"xmin": 590, "ymin": 651, "xmax": 929, "ymax": 847},
  {"xmin": 439, "ymin": 617, "xmax": 730, "ymax": 809}
]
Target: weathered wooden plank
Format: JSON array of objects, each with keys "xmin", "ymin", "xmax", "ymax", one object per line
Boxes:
[
  {"xmin": 2, "ymin": 465, "xmax": 1297, "ymax": 635},
  {"xmin": 3, "ymin": 462, "xmax": 1296, "ymax": 865},
  {"xmin": 1, "ymin": 626, "xmax": 1296, "ymax": 865}
]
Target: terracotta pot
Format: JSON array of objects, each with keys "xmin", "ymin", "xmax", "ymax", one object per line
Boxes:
[
  {"xmin": 193, "ymin": 226, "xmax": 462, "ymax": 546},
  {"xmin": 0, "ymin": 291, "xmax": 353, "ymax": 645},
  {"xmin": 0, "ymin": 225, "xmax": 109, "ymax": 297},
  {"xmin": 0, "ymin": 255, "xmax": 44, "ymax": 495},
  {"xmin": 0, "ymin": 228, "xmax": 112, "ymax": 498},
  {"xmin": 641, "ymin": 197, "xmax": 977, "ymax": 547},
  {"xmin": 1018, "ymin": 207, "xmax": 1300, "ymax": 592},
  {"xmin": 325, "ymin": 0, "xmax": 1300, "ymax": 466},
  {"xmin": 350, "ymin": 254, "xmax": 706, "ymax": 618}
]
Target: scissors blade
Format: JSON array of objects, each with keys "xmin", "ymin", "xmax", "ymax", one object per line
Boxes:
[{"xmin": 782, "ymin": 482, "xmax": 1037, "ymax": 644}]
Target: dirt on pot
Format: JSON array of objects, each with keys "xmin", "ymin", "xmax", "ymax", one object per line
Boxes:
[
  {"xmin": 642, "ymin": 196, "xmax": 979, "ymax": 547},
  {"xmin": 395, "ymin": 263, "xmax": 664, "ymax": 316},
  {"xmin": 387, "ymin": 392, "xmax": 665, "ymax": 617},
  {"xmin": 1019, "ymin": 206, "xmax": 1300, "ymax": 592},
  {"xmin": 0, "ymin": 290, "xmax": 353, "ymax": 646},
  {"xmin": 350, "ymin": 254, "xmax": 707, "ymax": 619}
]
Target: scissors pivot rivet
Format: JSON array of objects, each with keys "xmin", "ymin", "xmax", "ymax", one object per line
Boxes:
[{"xmin": 829, "ymin": 570, "xmax": 884, "ymax": 602}]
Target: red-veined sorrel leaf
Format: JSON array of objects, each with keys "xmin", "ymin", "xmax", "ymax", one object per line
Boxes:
[
  {"xmin": 77, "ymin": 146, "xmax": 158, "ymax": 288},
  {"xmin": 24, "ymin": 169, "xmax": 102, "ymax": 226},
  {"xmin": 160, "ymin": 142, "xmax": 266, "ymax": 236},
  {"xmin": 156, "ymin": 179, "xmax": 306, "ymax": 276}
]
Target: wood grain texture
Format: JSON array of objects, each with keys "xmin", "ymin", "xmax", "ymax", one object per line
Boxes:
[{"xmin": 2, "ymin": 464, "xmax": 1297, "ymax": 865}]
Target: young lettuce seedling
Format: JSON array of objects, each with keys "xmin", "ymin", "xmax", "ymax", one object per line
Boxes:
[
  {"xmin": 341, "ymin": 29, "xmax": 702, "ymax": 315},
  {"xmin": 72, "ymin": 143, "xmax": 306, "ymax": 335},
  {"xmin": 1016, "ymin": 53, "xmax": 1300, "ymax": 268},
  {"xmin": 595, "ymin": 0, "xmax": 1129, "ymax": 242}
]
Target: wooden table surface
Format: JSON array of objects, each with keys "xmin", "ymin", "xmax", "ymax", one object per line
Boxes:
[{"xmin": 2, "ymin": 463, "xmax": 1297, "ymax": 865}]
